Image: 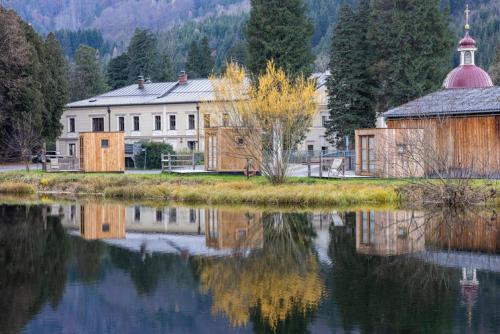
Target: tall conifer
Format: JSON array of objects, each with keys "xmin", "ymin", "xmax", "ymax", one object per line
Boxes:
[
  {"xmin": 246, "ymin": 0, "xmax": 314, "ymax": 78},
  {"xmin": 326, "ymin": 1, "xmax": 375, "ymax": 147}
]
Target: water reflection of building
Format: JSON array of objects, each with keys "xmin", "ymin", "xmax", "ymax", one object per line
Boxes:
[
  {"xmin": 355, "ymin": 210, "xmax": 425, "ymax": 256},
  {"xmin": 205, "ymin": 209, "xmax": 263, "ymax": 250},
  {"xmin": 425, "ymin": 211, "xmax": 500, "ymax": 253},
  {"xmin": 80, "ymin": 203, "xmax": 126, "ymax": 240}
]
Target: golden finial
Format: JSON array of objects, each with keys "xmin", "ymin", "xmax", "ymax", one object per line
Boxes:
[{"xmin": 464, "ymin": 4, "xmax": 471, "ymax": 30}]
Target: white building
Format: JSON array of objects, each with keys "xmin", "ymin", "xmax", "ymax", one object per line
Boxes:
[{"xmin": 56, "ymin": 72, "xmax": 334, "ymax": 164}]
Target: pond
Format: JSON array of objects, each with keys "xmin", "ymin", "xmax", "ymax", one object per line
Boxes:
[{"xmin": 0, "ymin": 198, "xmax": 499, "ymax": 333}]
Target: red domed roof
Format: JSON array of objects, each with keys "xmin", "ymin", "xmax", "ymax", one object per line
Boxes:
[
  {"xmin": 459, "ymin": 31, "xmax": 476, "ymax": 48},
  {"xmin": 443, "ymin": 65, "xmax": 493, "ymax": 89}
]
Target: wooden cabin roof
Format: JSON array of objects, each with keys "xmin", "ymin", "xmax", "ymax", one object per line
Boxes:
[{"xmin": 383, "ymin": 86, "xmax": 500, "ymax": 119}]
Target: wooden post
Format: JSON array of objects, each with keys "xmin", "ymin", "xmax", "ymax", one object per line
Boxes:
[
  {"xmin": 307, "ymin": 154, "xmax": 311, "ymax": 178},
  {"xmin": 319, "ymin": 152, "xmax": 323, "ymax": 178},
  {"xmin": 41, "ymin": 142, "xmax": 47, "ymax": 171},
  {"xmin": 192, "ymin": 152, "xmax": 196, "ymax": 170},
  {"xmin": 168, "ymin": 153, "xmax": 172, "ymax": 172}
]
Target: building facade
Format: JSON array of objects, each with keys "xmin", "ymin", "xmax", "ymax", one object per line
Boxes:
[{"xmin": 56, "ymin": 72, "xmax": 334, "ymax": 164}]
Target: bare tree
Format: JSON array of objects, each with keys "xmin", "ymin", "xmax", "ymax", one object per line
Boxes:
[{"xmin": 2, "ymin": 112, "xmax": 42, "ymax": 171}]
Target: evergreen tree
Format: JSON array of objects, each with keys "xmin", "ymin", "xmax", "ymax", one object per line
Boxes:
[
  {"xmin": 70, "ymin": 45, "xmax": 108, "ymax": 101},
  {"xmin": 185, "ymin": 37, "xmax": 214, "ymax": 78},
  {"xmin": 127, "ymin": 28, "xmax": 161, "ymax": 83},
  {"xmin": 198, "ymin": 36, "xmax": 214, "ymax": 77},
  {"xmin": 369, "ymin": 0, "xmax": 453, "ymax": 113},
  {"xmin": 226, "ymin": 41, "xmax": 249, "ymax": 66},
  {"xmin": 42, "ymin": 33, "xmax": 69, "ymax": 141},
  {"xmin": 158, "ymin": 54, "xmax": 176, "ymax": 81},
  {"xmin": 107, "ymin": 53, "xmax": 130, "ymax": 89},
  {"xmin": 186, "ymin": 41, "xmax": 201, "ymax": 78},
  {"xmin": 489, "ymin": 41, "xmax": 500, "ymax": 85},
  {"xmin": 246, "ymin": 0, "xmax": 314, "ymax": 78},
  {"xmin": 325, "ymin": 1, "xmax": 375, "ymax": 147}
]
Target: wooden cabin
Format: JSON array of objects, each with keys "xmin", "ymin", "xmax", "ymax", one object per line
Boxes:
[
  {"xmin": 79, "ymin": 132, "xmax": 125, "ymax": 172},
  {"xmin": 355, "ymin": 87, "xmax": 500, "ymax": 178},
  {"xmin": 79, "ymin": 203, "xmax": 126, "ymax": 240},
  {"xmin": 204, "ymin": 127, "xmax": 260, "ymax": 173},
  {"xmin": 355, "ymin": 128, "xmax": 425, "ymax": 177}
]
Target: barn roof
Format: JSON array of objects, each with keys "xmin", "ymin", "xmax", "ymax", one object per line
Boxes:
[{"xmin": 383, "ymin": 86, "xmax": 500, "ymax": 119}]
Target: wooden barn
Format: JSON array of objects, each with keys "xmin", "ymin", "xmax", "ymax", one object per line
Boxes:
[
  {"xmin": 79, "ymin": 132, "xmax": 125, "ymax": 172},
  {"xmin": 355, "ymin": 18, "xmax": 499, "ymax": 178},
  {"xmin": 204, "ymin": 127, "xmax": 260, "ymax": 174},
  {"xmin": 79, "ymin": 203, "xmax": 126, "ymax": 240}
]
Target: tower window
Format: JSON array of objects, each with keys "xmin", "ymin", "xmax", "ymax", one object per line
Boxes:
[{"xmin": 464, "ymin": 51, "xmax": 472, "ymax": 65}]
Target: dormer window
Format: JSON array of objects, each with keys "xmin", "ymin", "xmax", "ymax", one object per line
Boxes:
[{"xmin": 464, "ymin": 51, "xmax": 472, "ymax": 65}]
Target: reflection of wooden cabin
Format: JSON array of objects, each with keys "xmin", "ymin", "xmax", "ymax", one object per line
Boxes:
[
  {"xmin": 355, "ymin": 128, "xmax": 425, "ymax": 177},
  {"xmin": 79, "ymin": 132, "xmax": 125, "ymax": 172},
  {"xmin": 205, "ymin": 208, "xmax": 263, "ymax": 250},
  {"xmin": 425, "ymin": 211, "xmax": 500, "ymax": 253},
  {"xmin": 80, "ymin": 203, "xmax": 126, "ymax": 240},
  {"xmin": 204, "ymin": 127, "xmax": 260, "ymax": 173},
  {"xmin": 355, "ymin": 210, "xmax": 425, "ymax": 256}
]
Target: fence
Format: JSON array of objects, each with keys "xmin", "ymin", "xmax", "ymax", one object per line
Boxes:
[
  {"xmin": 290, "ymin": 150, "xmax": 355, "ymax": 170},
  {"xmin": 161, "ymin": 152, "xmax": 204, "ymax": 172},
  {"xmin": 46, "ymin": 157, "xmax": 80, "ymax": 172}
]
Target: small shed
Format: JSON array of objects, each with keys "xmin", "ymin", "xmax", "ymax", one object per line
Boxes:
[
  {"xmin": 204, "ymin": 127, "xmax": 260, "ymax": 173},
  {"xmin": 354, "ymin": 128, "xmax": 425, "ymax": 178},
  {"xmin": 79, "ymin": 132, "xmax": 125, "ymax": 172}
]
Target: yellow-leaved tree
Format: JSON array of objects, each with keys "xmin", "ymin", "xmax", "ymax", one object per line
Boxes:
[{"xmin": 205, "ymin": 60, "xmax": 318, "ymax": 184}]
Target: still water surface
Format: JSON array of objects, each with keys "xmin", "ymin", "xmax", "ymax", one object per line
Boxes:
[{"xmin": 0, "ymin": 200, "xmax": 499, "ymax": 333}]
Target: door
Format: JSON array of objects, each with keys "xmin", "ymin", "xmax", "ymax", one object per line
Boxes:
[
  {"xmin": 207, "ymin": 134, "xmax": 217, "ymax": 170},
  {"xmin": 360, "ymin": 135, "xmax": 375, "ymax": 175}
]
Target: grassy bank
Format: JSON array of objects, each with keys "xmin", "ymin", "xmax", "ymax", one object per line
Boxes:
[{"xmin": 0, "ymin": 172, "xmax": 403, "ymax": 207}]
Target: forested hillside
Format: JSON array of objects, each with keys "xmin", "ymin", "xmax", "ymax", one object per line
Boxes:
[{"xmin": 5, "ymin": 0, "xmax": 499, "ymax": 70}]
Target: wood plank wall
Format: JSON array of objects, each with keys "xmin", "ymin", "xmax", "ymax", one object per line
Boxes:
[
  {"xmin": 386, "ymin": 115, "xmax": 500, "ymax": 176},
  {"xmin": 79, "ymin": 132, "xmax": 125, "ymax": 172}
]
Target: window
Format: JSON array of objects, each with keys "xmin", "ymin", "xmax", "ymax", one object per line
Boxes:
[
  {"xmin": 204, "ymin": 114, "xmax": 211, "ymax": 128},
  {"xmin": 68, "ymin": 143, "xmax": 76, "ymax": 156},
  {"xmin": 169, "ymin": 208, "xmax": 177, "ymax": 223},
  {"xmin": 308, "ymin": 145, "xmax": 314, "ymax": 152},
  {"xmin": 154, "ymin": 115, "xmax": 162, "ymax": 131},
  {"xmin": 188, "ymin": 114, "xmax": 195, "ymax": 130},
  {"xmin": 189, "ymin": 209, "xmax": 196, "ymax": 224},
  {"xmin": 133, "ymin": 116, "xmax": 140, "ymax": 131},
  {"xmin": 69, "ymin": 118, "xmax": 75, "ymax": 133},
  {"xmin": 322, "ymin": 115, "xmax": 328, "ymax": 127},
  {"xmin": 134, "ymin": 205, "xmax": 141, "ymax": 222},
  {"xmin": 360, "ymin": 135, "xmax": 375, "ymax": 174},
  {"xmin": 187, "ymin": 141, "xmax": 196, "ymax": 151},
  {"xmin": 464, "ymin": 51, "xmax": 472, "ymax": 65},
  {"xmin": 321, "ymin": 146, "xmax": 328, "ymax": 153},
  {"xmin": 118, "ymin": 116, "xmax": 125, "ymax": 131},
  {"xmin": 236, "ymin": 137, "xmax": 244, "ymax": 146},
  {"xmin": 223, "ymin": 113, "xmax": 229, "ymax": 127},
  {"xmin": 169, "ymin": 115, "xmax": 176, "ymax": 130},
  {"xmin": 102, "ymin": 224, "xmax": 110, "ymax": 232},
  {"xmin": 156, "ymin": 209, "xmax": 163, "ymax": 222},
  {"xmin": 70, "ymin": 205, "xmax": 76, "ymax": 222},
  {"xmin": 92, "ymin": 117, "xmax": 104, "ymax": 132},
  {"xmin": 101, "ymin": 139, "xmax": 109, "ymax": 148}
]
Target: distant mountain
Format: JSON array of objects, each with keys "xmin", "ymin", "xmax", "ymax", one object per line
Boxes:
[
  {"xmin": 4, "ymin": 0, "xmax": 499, "ymax": 70},
  {"xmin": 5, "ymin": 0, "xmax": 248, "ymax": 42}
]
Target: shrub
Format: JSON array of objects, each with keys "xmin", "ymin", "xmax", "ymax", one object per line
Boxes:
[{"xmin": 134, "ymin": 142, "xmax": 175, "ymax": 169}]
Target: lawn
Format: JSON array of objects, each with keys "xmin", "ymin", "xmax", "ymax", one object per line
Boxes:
[{"xmin": 0, "ymin": 171, "xmax": 404, "ymax": 207}]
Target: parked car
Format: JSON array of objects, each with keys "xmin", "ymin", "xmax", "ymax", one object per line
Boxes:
[{"xmin": 32, "ymin": 151, "xmax": 63, "ymax": 163}]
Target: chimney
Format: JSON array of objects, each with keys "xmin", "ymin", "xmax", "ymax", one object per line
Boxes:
[
  {"xmin": 138, "ymin": 75, "xmax": 145, "ymax": 89},
  {"xmin": 178, "ymin": 71, "xmax": 188, "ymax": 85}
]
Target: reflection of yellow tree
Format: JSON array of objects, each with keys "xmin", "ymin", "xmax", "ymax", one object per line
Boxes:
[{"xmin": 199, "ymin": 251, "xmax": 324, "ymax": 329}]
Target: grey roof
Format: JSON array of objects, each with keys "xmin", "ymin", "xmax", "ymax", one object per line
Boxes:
[
  {"xmin": 65, "ymin": 72, "xmax": 330, "ymax": 109},
  {"xmin": 65, "ymin": 80, "xmax": 213, "ymax": 108},
  {"xmin": 383, "ymin": 86, "xmax": 500, "ymax": 118}
]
